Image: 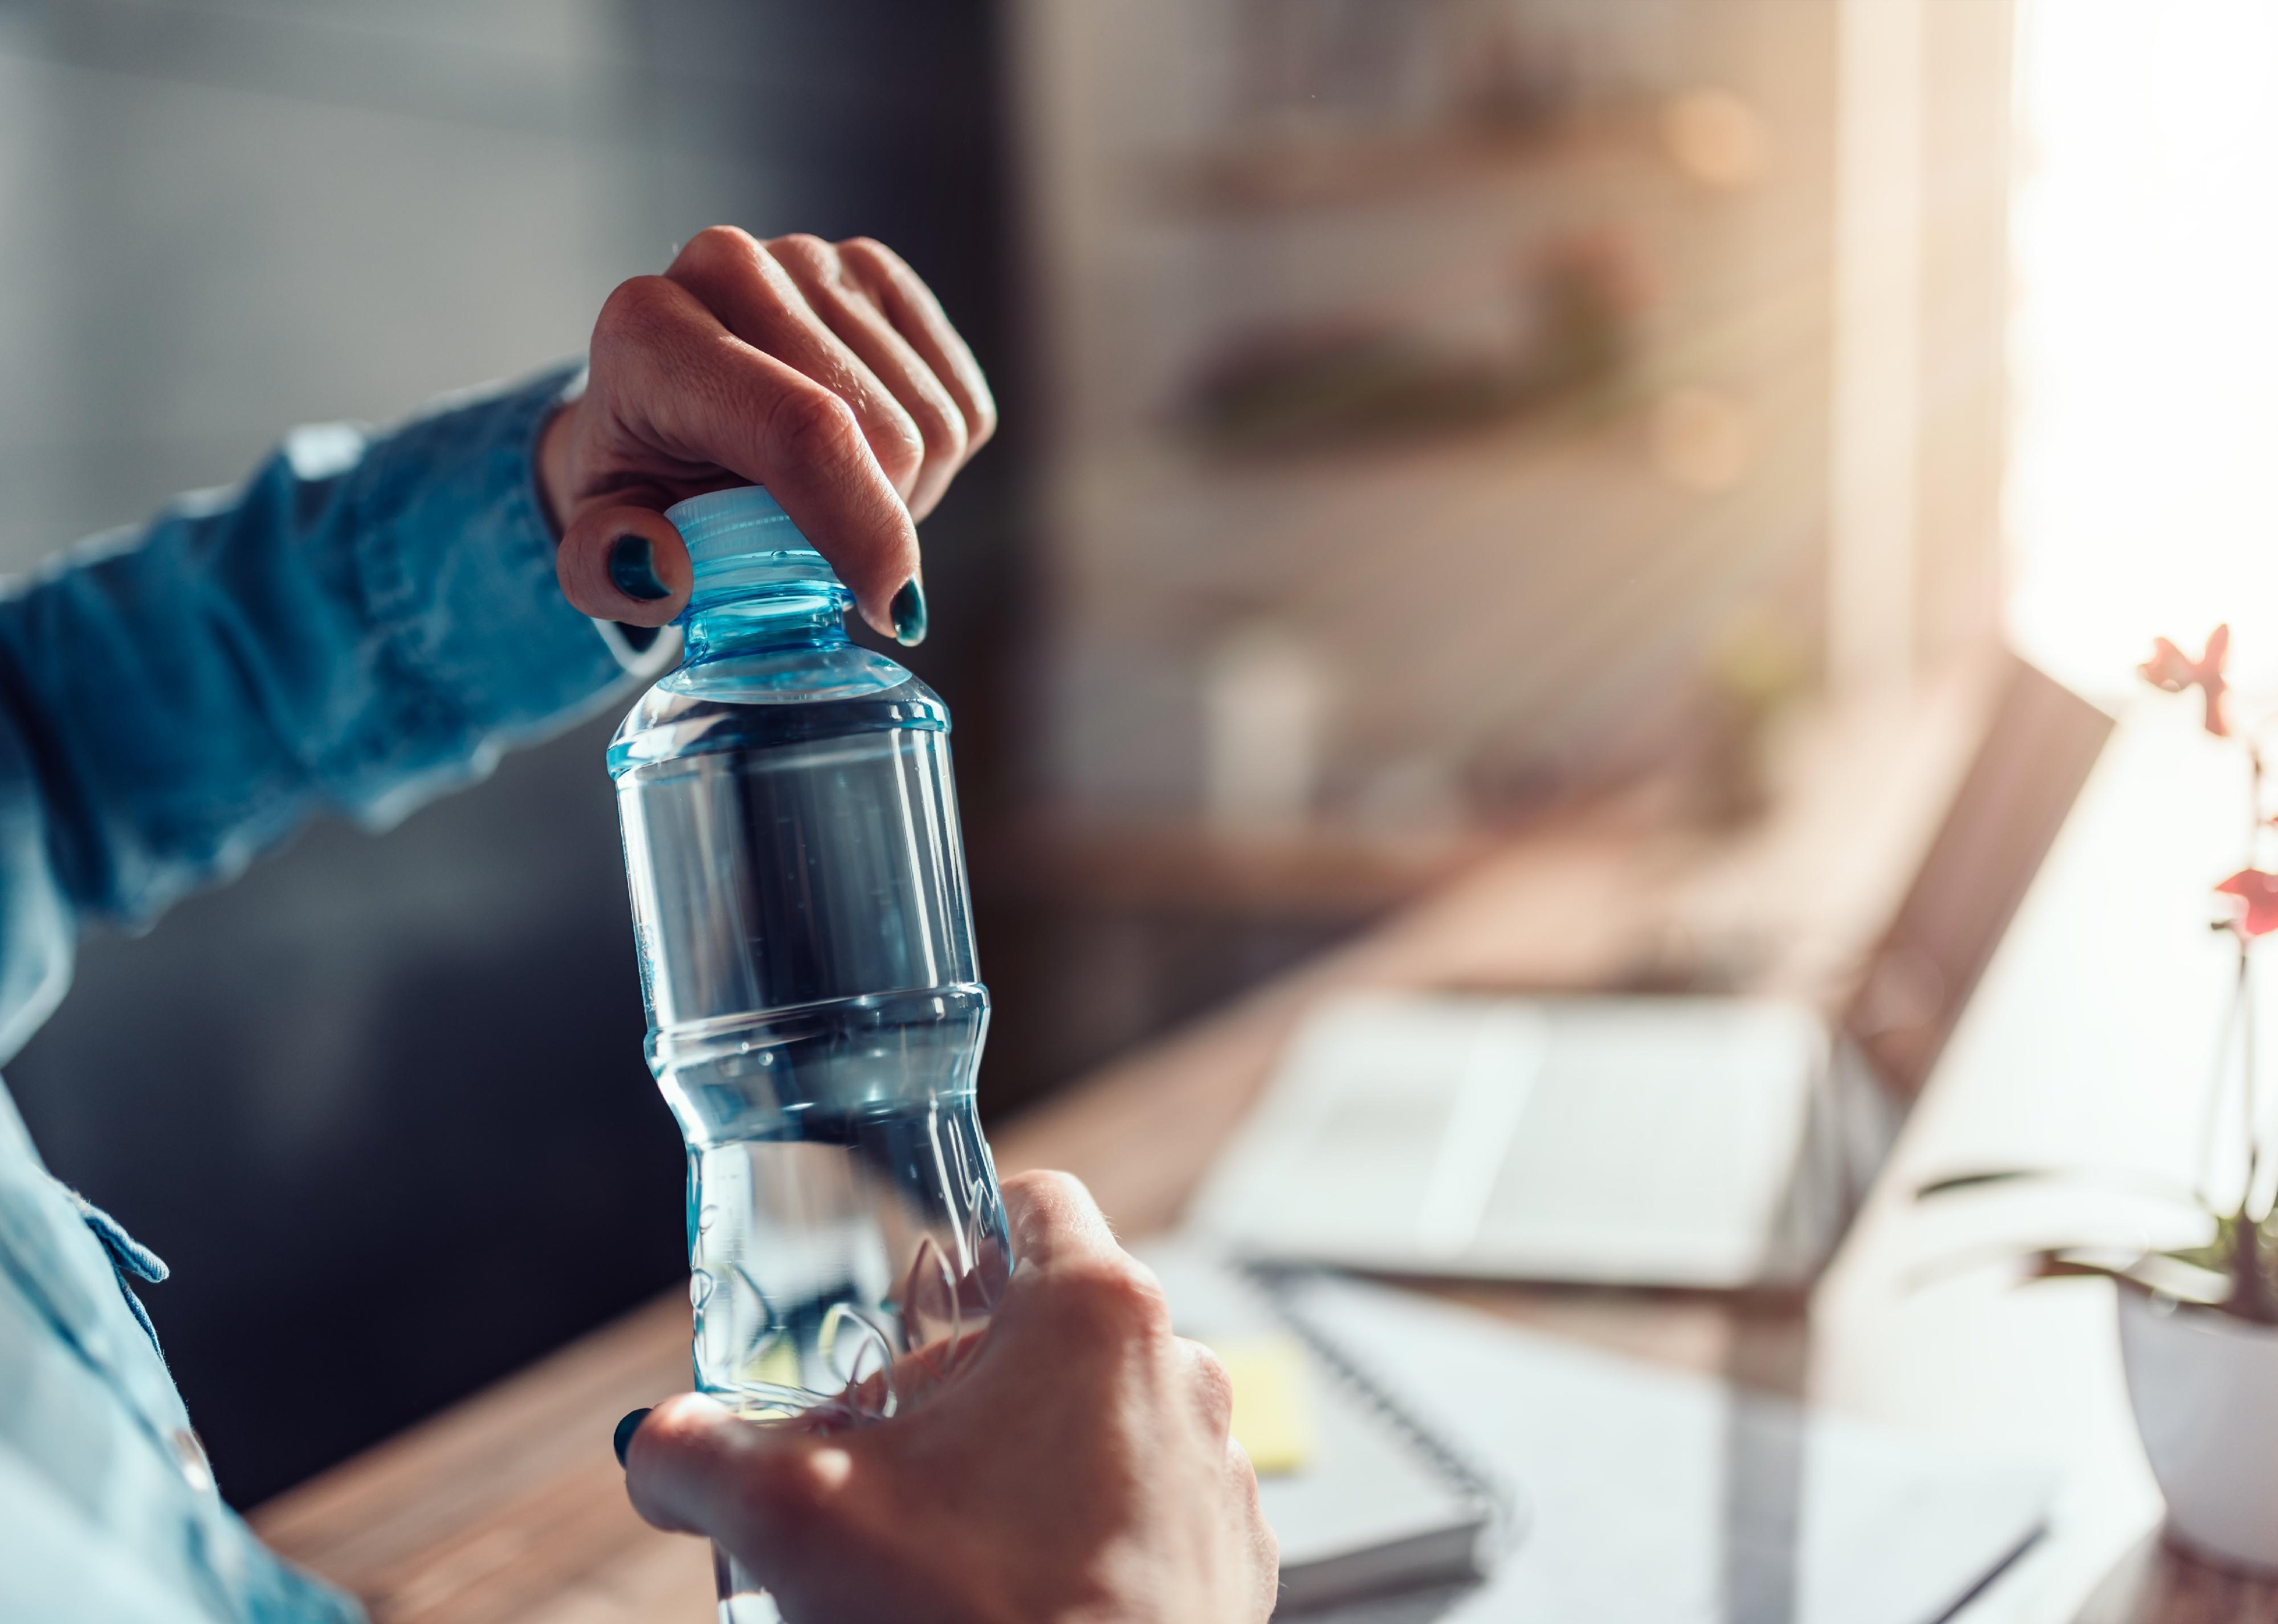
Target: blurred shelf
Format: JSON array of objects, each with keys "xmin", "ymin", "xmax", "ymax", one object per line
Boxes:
[
  {"xmin": 976, "ymin": 815, "xmax": 1513, "ymax": 922},
  {"xmin": 1140, "ymin": 112, "xmax": 1658, "ymax": 218},
  {"xmin": 1061, "ymin": 401, "xmax": 1637, "ymax": 524}
]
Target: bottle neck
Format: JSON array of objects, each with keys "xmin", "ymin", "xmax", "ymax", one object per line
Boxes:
[{"xmin": 682, "ymin": 584, "xmax": 852, "ymax": 665}]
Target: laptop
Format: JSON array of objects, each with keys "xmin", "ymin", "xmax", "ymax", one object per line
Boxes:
[{"xmin": 1189, "ymin": 656, "xmax": 2114, "ymax": 1289}]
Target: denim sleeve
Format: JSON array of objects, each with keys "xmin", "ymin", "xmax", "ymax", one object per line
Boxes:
[{"xmin": 0, "ymin": 365, "xmax": 634, "ymax": 1059}]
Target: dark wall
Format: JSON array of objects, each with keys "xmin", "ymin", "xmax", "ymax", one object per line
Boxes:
[
  {"xmin": 2, "ymin": 0, "xmax": 1025, "ymax": 1509},
  {"xmin": 4, "ymin": 0, "xmax": 1355, "ymax": 1509},
  {"xmin": 7, "ymin": 713, "xmax": 684, "ymax": 1506},
  {"xmin": 628, "ymin": 0, "xmax": 1033, "ymax": 818}
]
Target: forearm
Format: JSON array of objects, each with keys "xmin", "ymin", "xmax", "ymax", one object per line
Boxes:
[{"xmin": 0, "ymin": 365, "xmax": 629, "ymax": 942}]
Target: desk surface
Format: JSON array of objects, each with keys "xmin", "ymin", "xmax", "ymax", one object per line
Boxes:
[{"xmin": 254, "ymin": 678, "xmax": 2276, "ymax": 1623}]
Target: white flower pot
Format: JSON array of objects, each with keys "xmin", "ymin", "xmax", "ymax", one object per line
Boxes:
[{"xmin": 2117, "ymin": 1285, "xmax": 2278, "ymax": 1573}]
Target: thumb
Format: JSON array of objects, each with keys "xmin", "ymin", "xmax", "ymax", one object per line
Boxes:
[
  {"xmin": 622, "ymin": 1394, "xmax": 857, "ymax": 1569},
  {"xmin": 556, "ymin": 501, "xmax": 694, "ymax": 627}
]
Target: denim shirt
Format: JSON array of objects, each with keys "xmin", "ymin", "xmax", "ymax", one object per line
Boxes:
[{"xmin": 0, "ymin": 366, "xmax": 648, "ymax": 1622}]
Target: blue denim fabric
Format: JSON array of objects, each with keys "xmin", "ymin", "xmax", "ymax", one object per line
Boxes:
[{"xmin": 0, "ymin": 365, "xmax": 645, "ymax": 1622}]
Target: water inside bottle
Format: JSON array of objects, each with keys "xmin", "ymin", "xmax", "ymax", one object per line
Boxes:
[
  {"xmin": 612, "ymin": 488, "xmax": 1016, "ymax": 1619},
  {"xmin": 617, "ymin": 664, "xmax": 1012, "ymax": 1419},
  {"xmin": 687, "ymin": 1087, "xmax": 1009, "ymax": 1418}
]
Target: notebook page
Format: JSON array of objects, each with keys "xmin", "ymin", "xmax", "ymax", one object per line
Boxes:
[
  {"xmin": 1280, "ymin": 1275, "xmax": 2053, "ymax": 1624},
  {"xmin": 1140, "ymin": 1244, "xmax": 1495, "ymax": 1581}
]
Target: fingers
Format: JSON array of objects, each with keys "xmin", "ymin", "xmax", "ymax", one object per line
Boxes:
[
  {"xmin": 622, "ymin": 1394, "xmax": 857, "ymax": 1576},
  {"xmin": 1187, "ymin": 1340, "xmax": 1277, "ymax": 1618},
  {"xmin": 999, "ymin": 1170, "xmax": 1126, "ymax": 1274},
  {"xmin": 556, "ymin": 503, "xmax": 692, "ymax": 626},
  {"xmin": 666, "ymin": 228, "xmax": 930, "ymax": 507},
  {"xmin": 838, "ymin": 237, "xmax": 999, "ymax": 459},
  {"xmin": 767, "ymin": 235, "xmax": 975, "ymax": 521},
  {"xmin": 1181, "ymin": 1339, "xmax": 1238, "ymax": 1441},
  {"xmin": 586, "ymin": 273, "xmax": 920, "ymax": 635},
  {"xmin": 1229, "ymin": 1438, "xmax": 1281, "ymax": 1622},
  {"xmin": 561, "ymin": 230, "xmax": 989, "ymax": 639},
  {"xmin": 993, "ymin": 1172, "xmax": 1176, "ymax": 1361}
]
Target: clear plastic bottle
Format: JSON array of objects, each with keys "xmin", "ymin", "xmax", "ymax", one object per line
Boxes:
[{"xmin": 609, "ymin": 486, "xmax": 1013, "ymax": 1619}]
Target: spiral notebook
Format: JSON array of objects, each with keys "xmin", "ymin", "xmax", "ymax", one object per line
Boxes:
[
  {"xmin": 1137, "ymin": 1244, "xmax": 1514, "ymax": 1612},
  {"xmin": 1142, "ymin": 1244, "xmax": 2053, "ymax": 1622}
]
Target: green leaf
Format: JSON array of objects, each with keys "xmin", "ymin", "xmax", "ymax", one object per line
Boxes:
[
  {"xmin": 1914, "ymin": 1168, "xmax": 2045, "ymax": 1198},
  {"xmin": 2028, "ymin": 1247, "xmax": 2234, "ymax": 1308},
  {"xmin": 1913, "ymin": 1166, "xmax": 2205, "ymax": 1207}
]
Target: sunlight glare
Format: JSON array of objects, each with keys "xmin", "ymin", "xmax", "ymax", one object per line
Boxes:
[{"xmin": 2008, "ymin": 0, "xmax": 2278, "ymax": 697}]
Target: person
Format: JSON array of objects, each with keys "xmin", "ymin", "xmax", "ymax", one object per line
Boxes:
[{"xmin": 0, "ymin": 227, "xmax": 1277, "ymax": 1623}]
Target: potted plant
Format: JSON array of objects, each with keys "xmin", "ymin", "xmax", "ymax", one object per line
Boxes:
[{"xmin": 1920, "ymin": 625, "xmax": 2278, "ymax": 1573}]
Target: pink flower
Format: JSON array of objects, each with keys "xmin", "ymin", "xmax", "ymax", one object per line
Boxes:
[
  {"xmin": 2141, "ymin": 625, "xmax": 2231, "ymax": 737},
  {"xmin": 2218, "ymin": 868, "xmax": 2278, "ymax": 936}
]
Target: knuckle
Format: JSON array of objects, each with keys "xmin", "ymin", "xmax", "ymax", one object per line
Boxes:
[
  {"xmin": 681, "ymin": 223, "xmax": 760, "ymax": 274},
  {"xmin": 1185, "ymin": 1341, "xmax": 1236, "ymax": 1434},
  {"xmin": 908, "ymin": 394, "xmax": 966, "ymax": 462},
  {"xmin": 841, "ymin": 238, "xmax": 919, "ymax": 293},
  {"xmin": 771, "ymin": 232, "xmax": 837, "ymax": 274},
  {"xmin": 1003, "ymin": 1168, "xmax": 1089, "ymax": 1230},
  {"xmin": 1226, "ymin": 1437, "xmax": 1263, "ymax": 1508},
  {"xmin": 1056, "ymin": 1256, "xmax": 1173, "ymax": 1341},
  {"xmin": 596, "ymin": 275, "xmax": 679, "ymax": 345},
  {"xmin": 968, "ymin": 394, "xmax": 1000, "ymax": 448},
  {"xmin": 767, "ymin": 385, "xmax": 865, "ymax": 466},
  {"xmin": 671, "ymin": 227, "xmax": 782, "ymax": 312},
  {"xmin": 1008, "ymin": 1168, "xmax": 1085, "ymax": 1205},
  {"xmin": 1253, "ymin": 1515, "xmax": 1280, "ymax": 1588},
  {"xmin": 872, "ymin": 404, "xmax": 927, "ymax": 484}
]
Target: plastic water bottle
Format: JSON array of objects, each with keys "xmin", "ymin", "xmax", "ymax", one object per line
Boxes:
[{"xmin": 609, "ymin": 487, "xmax": 1013, "ymax": 1621}]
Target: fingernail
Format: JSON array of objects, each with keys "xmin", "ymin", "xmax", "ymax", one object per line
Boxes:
[
  {"xmin": 613, "ymin": 1407, "xmax": 652, "ymax": 1468},
  {"xmin": 891, "ymin": 578, "xmax": 927, "ymax": 647},
  {"xmin": 608, "ymin": 536, "xmax": 669, "ymax": 602}
]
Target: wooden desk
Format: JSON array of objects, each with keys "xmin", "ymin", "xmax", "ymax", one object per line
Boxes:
[{"xmin": 254, "ymin": 680, "xmax": 2274, "ymax": 1622}]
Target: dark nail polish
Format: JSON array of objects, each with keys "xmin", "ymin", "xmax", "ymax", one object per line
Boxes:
[
  {"xmin": 608, "ymin": 536, "xmax": 669, "ymax": 602},
  {"xmin": 614, "ymin": 1407, "xmax": 652, "ymax": 1467},
  {"xmin": 891, "ymin": 578, "xmax": 927, "ymax": 647},
  {"xmin": 613, "ymin": 621, "xmax": 662, "ymax": 654}
]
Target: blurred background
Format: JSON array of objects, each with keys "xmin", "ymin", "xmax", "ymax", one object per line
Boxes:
[{"xmin": 0, "ymin": 0, "xmax": 2244, "ymax": 1508}]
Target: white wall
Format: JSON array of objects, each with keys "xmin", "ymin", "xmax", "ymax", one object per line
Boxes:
[{"xmin": 0, "ymin": 0, "xmax": 657, "ymax": 568}]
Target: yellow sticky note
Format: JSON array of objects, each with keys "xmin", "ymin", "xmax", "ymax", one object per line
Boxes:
[
  {"xmin": 742, "ymin": 1339, "xmax": 802, "ymax": 1391},
  {"xmin": 1209, "ymin": 1336, "xmax": 1315, "ymax": 1476}
]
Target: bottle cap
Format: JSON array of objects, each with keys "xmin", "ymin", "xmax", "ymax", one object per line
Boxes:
[{"xmin": 665, "ymin": 486, "xmax": 848, "ymax": 610}]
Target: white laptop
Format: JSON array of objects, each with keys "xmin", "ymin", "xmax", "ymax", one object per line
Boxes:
[{"xmin": 1191, "ymin": 657, "xmax": 2113, "ymax": 1289}]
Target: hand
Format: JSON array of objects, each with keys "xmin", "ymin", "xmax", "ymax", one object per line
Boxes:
[
  {"xmin": 621, "ymin": 1172, "xmax": 1279, "ymax": 1624},
  {"xmin": 541, "ymin": 227, "xmax": 996, "ymax": 642}
]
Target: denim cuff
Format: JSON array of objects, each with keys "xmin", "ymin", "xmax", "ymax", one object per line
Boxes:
[
  {"xmin": 344, "ymin": 364, "xmax": 633, "ymax": 823},
  {"xmin": 361, "ymin": 363, "xmax": 624, "ymax": 713}
]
